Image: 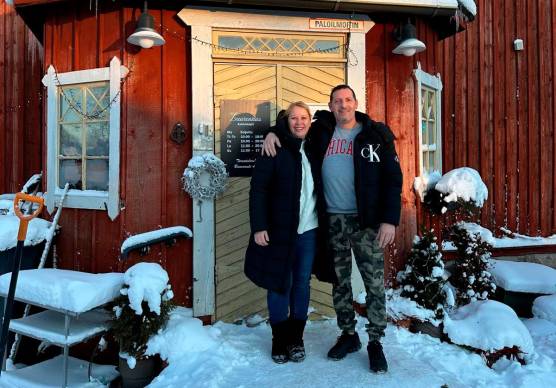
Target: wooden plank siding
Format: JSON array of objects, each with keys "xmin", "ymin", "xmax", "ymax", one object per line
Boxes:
[
  {"xmin": 0, "ymin": 0, "xmax": 43, "ymax": 194},
  {"xmin": 40, "ymin": 1, "xmax": 194, "ymax": 305},
  {"xmin": 412, "ymin": 0, "xmax": 556, "ymax": 255}
]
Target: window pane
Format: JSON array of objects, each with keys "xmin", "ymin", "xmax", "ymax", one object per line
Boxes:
[
  {"xmin": 429, "ymin": 152, "xmax": 436, "ymax": 171},
  {"xmin": 218, "ymin": 36, "xmax": 247, "ymax": 50},
  {"xmin": 314, "ymin": 40, "xmax": 339, "ymax": 53},
  {"xmin": 428, "ymin": 120, "xmax": 436, "ymax": 145},
  {"xmin": 86, "ymin": 159, "xmax": 109, "ymax": 191},
  {"xmin": 422, "ymin": 151, "xmax": 429, "ymax": 172},
  {"xmin": 60, "ymin": 124, "xmax": 82, "ymax": 156},
  {"xmin": 59, "ymin": 159, "xmax": 82, "ymax": 190},
  {"xmin": 421, "ymin": 120, "xmax": 427, "ymax": 145},
  {"xmin": 429, "ymin": 92, "xmax": 436, "ymax": 120},
  {"xmin": 87, "ymin": 122, "xmax": 109, "ymax": 156},
  {"xmin": 86, "ymin": 85, "xmax": 110, "ymax": 119},
  {"xmin": 59, "ymin": 88, "xmax": 82, "ymax": 122}
]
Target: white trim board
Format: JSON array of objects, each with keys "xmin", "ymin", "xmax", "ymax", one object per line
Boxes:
[
  {"xmin": 42, "ymin": 57, "xmax": 127, "ymax": 220},
  {"xmin": 178, "ymin": 6, "xmax": 373, "ymax": 317}
]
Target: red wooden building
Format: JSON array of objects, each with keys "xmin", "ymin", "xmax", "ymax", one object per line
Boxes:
[{"xmin": 0, "ymin": 0, "xmax": 554, "ymax": 322}]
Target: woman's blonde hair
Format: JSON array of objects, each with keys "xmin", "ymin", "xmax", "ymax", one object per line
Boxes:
[{"xmin": 284, "ymin": 101, "xmax": 312, "ymax": 120}]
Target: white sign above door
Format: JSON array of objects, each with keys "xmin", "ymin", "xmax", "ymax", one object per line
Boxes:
[{"xmin": 309, "ymin": 18, "xmax": 366, "ymax": 32}]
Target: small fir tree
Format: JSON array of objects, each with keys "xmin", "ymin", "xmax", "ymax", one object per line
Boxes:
[
  {"xmin": 111, "ymin": 285, "xmax": 175, "ymax": 359},
  {"xmin": 398, "ymin": 229, "xmax": 446, "ymax": 319},
  {"xmin": 449, "ymin": 223, "xmax": 496, "ymax": 305}
]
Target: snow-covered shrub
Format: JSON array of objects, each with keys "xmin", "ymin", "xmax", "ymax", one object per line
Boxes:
[
  {"xmin": 397, "ymin": 229, "xmax": 446, "ymax": 319},
  {"xmin": 423, "ymin": 167, "xmax": 488, "ymax": 216},
  {"xmin": 449, "ymin": 223, "xmax": 496, "ymax": 305},
  {"xmin": 111, "ymin": 263, "xmax": 175, "ymax": 362}
]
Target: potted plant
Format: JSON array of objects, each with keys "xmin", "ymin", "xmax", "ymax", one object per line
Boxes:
[{"xmin": 110, "ymin": 263, "xmax": 175, "ymax": 388}]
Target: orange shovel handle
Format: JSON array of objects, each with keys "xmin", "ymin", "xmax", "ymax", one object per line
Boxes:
[{"xmin": 13, "ymin": 193, "xmax": 44, "ymax": 241}]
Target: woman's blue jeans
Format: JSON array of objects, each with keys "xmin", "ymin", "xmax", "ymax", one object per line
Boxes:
[{"xmin": 267, "ymin": 228, "xmax": 316, "ymax": 324}]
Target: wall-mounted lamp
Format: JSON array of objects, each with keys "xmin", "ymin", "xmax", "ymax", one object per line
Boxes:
[
  {"xmin": 392, "ymin": 21, "xmax": 426, "ymax": 57},
  {"xmin": 127, "ymin": 1, "xmax": 165, "ymax": 49}
]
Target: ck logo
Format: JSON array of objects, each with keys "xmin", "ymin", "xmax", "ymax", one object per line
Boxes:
[{"xmin": 361, "ymin": 144, "xmax": 381, "ymax": 162}]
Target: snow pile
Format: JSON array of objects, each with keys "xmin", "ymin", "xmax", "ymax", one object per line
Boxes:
[
  {"xmin": 0, "ymin": 200, "xmax": 13, "ymax": 215},
  {"xmin": 147, "ymin": 308, "xmax": 253, "ymax": 388},
  {"xmin": 146, "ymin": 307, "xmax": 220, "ymax": 362},
  {"xmin": 0, "ymin": 216, "xmax": 52, "ymax": 251},
  {"xmin": 386, "ymin": 289, "xmax": 440, "ymax": 325},
  {"xmin": 413, "ymin": 171, "xmax": 442, "ymax": 201},
  {"xmin": 444, "ymin": 300, "xmax": 534, "ymax": 354},
  {"xmin": 490, "ymin": 260, "xmax": 556, "ymax": 294},
  {"xmin": 0, "ymin": 269, "xmax": 123, "ymax": 313},
  {"xmin": 532, "ymin": 295, "xmax": 556, "ymax": 323},
  {"xmin": 121, "ymin": 226, "xmax": 192, "ymax": 253},
  {"xmin": 435, "ymin": 167, "xmax": 488, "ymax": 207},
  {"xmin": 122, "ymin": 262, "xmax": 170, "ymax": 315},
  {"xmin": 144, "ymin": 317, "xmax": 556, "ymax": 388}
]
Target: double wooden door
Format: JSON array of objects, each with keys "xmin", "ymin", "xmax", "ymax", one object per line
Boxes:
[{"xmin": 214, "ymin": 62, "xmax": 344, "ymax": 321}]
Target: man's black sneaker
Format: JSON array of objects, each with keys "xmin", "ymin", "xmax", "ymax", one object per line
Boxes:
[
  {"xmin": 327, "ymin": 332, "xmax": 362, "ymax": 360},
  {"xmin": 367, "ymin": 340, "xmax": 388, "ymax": 373}
]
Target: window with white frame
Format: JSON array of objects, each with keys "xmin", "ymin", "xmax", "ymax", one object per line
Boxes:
[
  {"xmin": 413, "ymin": 64, "xmax": 443, "ymax": 176},
  {"xmin": 42, "ymin": 57, "xmax": 127, "ymax": 220}
]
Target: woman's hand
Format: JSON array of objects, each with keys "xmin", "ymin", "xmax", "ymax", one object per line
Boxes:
[{"xmin": 254, "ymin": 231, "xmax": 270, "ymax": 246}]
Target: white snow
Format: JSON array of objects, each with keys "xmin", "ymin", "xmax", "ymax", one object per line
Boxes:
[
  {"xmin": 442, "ymin": 222, "xmax": 556, "ymax": 250},
  {"xmin": 0, "ymin": 215, "xmax": 52, "ymax": 251},
  {"xmin": 444, "ymin": 300, "xmax": 534, "ymax": 354},
  {"xmin": 0, "ymin": 199, "xmax": 13, "ymax": 215},
  {"xmin": 123, "ymin": 263, "xmax": 171, "ymax": 315},
  {"xmin": 143, "ymin": 308, "xmax": 556, "ymax": 388},
  {"xmin": 386, "ymin": 289, "xmax": 440, "ymax": 326},
  {"xmin": 413, "ymin": 170, "xmax": 442, "ymax": 201},
  {"xmin": 120, "ymin": 226, "xmax": 192, "ymax": 253},
  {"xmin": 0, "ymin": 269, "xmax": 123, "ymax": 313},
  {"xmin": 21, "ymin": 173, "xmax": 42, "ymax": 193},
  {"xmin": 435, "ymin": 167, "xmax": 488, "ymax": 207},
  {"xmin": 458, "ymin": 0, "xmax": 477, "ymax": 16},
  {"xmin": 533, "ymin": 295, "xmax": 556, "ymax": 323},
  {"xmin": 489, "ymin": 260, "xmax": 556, "ymax": 294}
]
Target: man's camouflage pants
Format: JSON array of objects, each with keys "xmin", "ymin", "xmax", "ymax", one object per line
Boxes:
[{"xmin": 328, "ymin": 213, "xmax": 386, "ymax": 341}]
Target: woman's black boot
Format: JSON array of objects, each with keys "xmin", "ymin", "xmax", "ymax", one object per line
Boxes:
[{"xmin": 270, "ymin": 321, "xmax": 289, "ymax": 364}]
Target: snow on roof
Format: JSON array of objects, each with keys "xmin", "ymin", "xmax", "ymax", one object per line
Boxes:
[
  {"xmin": 435, "ymin": 167, "xmax": 488, "ymax": 207},
  {"xmin": 489, "ymin": 260, "xmax": 556, "ymax": 294},
  {"xmin": 0, "ymin": 269, "xmax": 124, "ymax": 313},
  {"xmin": 443, "ymin": 300, "xmax": 534, "ymax": 354},
  {"xmin": 533, "ymin": 294, "xmax": 556, "ymax": 323},
  {"xmin": 0, "ymin": 215, "xmax": 52, "ymax": 252},
  {"xmin": 442, "ymin": 222, "xmax": 556, "ymax": 250},
  {"xmin": 120, "ymin": 226, "xmax": 192, "ymax": 254},
  {"xmin": 458, "ymin": 0, "xmax": 477, "ymax": 16},
  {"xmin": 123, "ymin": 262, "xmax": 170, "ymax": 315}
]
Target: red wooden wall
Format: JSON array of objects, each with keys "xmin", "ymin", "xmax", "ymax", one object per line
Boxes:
[
  {"xmin": 419, "ymin": 0, "xmax": 556, "ymax": 240},
  {"xmin": 41, "ymin": 1, "xmax": 193, "ymax": 305},
  {"xmin": 0, "ymin": 0, "xmax": 43, "ymax": 193}
]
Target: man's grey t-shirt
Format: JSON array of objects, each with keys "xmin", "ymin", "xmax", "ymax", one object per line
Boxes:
[{"xmin": 322, "ymin": 123, "xmax": 362, "ymax": 213}]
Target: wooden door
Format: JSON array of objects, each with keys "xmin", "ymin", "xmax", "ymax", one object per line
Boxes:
[{"xmin": 214, "ymin": 62, "xmax": 344, "ymax": 321}]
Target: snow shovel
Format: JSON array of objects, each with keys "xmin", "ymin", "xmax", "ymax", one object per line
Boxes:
[{"xmin": 0, "ymin": 192, "xmax": 44, "ymax": 374}]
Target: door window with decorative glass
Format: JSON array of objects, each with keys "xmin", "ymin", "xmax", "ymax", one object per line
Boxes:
[{"xmin": 42, "ymin": 57, "xmax": 127, "ymax": 220}]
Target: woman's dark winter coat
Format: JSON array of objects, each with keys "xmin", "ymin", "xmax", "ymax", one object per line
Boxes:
[{"xmin": 244, "ymin": 117, "xmax": 327, "ymax": 293}]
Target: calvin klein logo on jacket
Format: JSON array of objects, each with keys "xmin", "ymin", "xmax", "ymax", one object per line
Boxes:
[{"xmin": 361, "ymin": 144, "xmax": 381, "ymax": 162}]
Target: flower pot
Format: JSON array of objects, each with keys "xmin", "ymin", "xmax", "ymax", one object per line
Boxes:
[{"xmin": 118, "ymin": 356, "xmax": 157, "ymax": 388}]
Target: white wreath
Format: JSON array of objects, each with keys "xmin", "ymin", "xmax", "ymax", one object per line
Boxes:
[{"xmin": 182, "ymin": 153, "xmax": 228, "ymax": 200}]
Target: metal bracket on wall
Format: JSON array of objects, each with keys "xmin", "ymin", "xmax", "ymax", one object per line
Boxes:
[{"xmin": 170, "ymin": 122, "xmax": 187, "ymax": 145}]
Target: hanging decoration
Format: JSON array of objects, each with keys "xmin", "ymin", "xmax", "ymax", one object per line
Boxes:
[{"xmin": 182, "ymin": 154, "xmax": 228, "ymax": 201}]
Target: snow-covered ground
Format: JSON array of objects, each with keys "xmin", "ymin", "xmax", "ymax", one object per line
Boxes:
[{"xmin": 147, "ymin": 308, "xmax": 556, "ymax": 388}]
